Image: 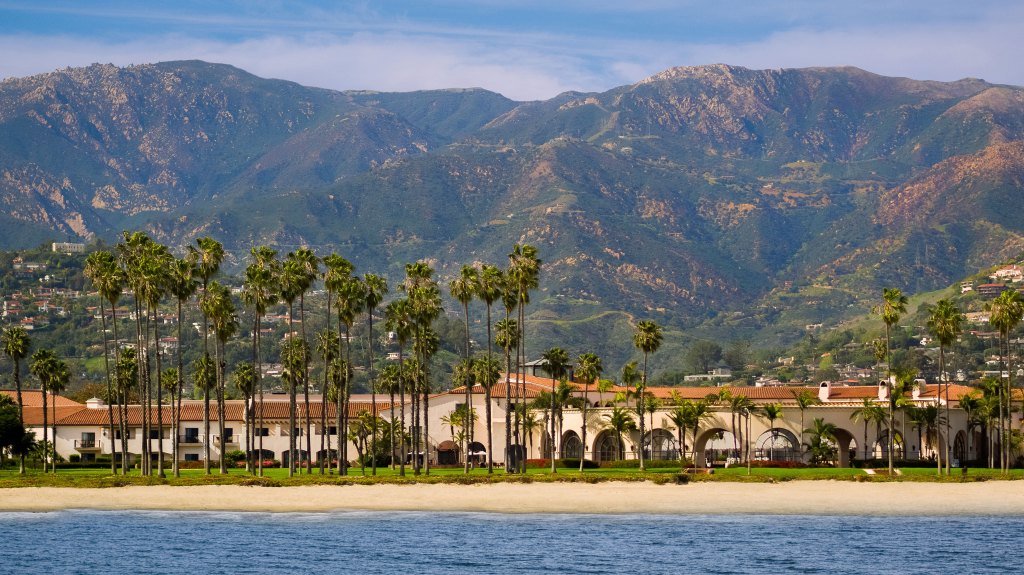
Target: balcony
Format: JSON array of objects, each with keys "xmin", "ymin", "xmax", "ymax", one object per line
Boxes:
[
  {"xmin": 74, "ymin": 439, "xmax": 101, "ymax": 452},
  {"xmin": 212, "ymin": 435, "xmax": 239, "ymax": 447},
  {"xmin": 178, "ymin": 435, "xmax": 204, "ymax": 445}
]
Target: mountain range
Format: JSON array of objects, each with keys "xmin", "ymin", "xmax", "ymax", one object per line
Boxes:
[{"xmin": 2, "ymin": 60, "xmax": 1023, "ymax": 365}]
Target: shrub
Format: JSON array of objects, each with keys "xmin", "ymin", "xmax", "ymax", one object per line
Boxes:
[
  {"xmin": 557, "ymin": 458, "xmax": 600, "ymax": 469},
  {"xmin": 68, "ymin": 454, "xmax": 81, "ymax": 463},
  {"xmin": 224, "ymin": 450, "xmax": 247, "ymax": 463}
]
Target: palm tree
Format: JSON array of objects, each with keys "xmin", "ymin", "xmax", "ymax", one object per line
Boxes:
[
  {"xmin": 477, "ymin": 263, "xmax": 504, "ymax": 473},
  {"xmin": 241, "ymin": 246, "xmax": 277, "ymax": 476},
  {"xmin": 30, "ymin": 348, "xmax": 56, "ymax": 473},
  {"xmin": 878, "ymin": 287, "xmax": 907, "ymax": 474},
  {"xmin": 540, "ymin": 347, "xmax": 569, "ymax": 473},
  {"xmin": 495, "ymin": 317, "xmax": 519, "ymax": 471},
  {"xmin": 84, "ymin": 250, "xmax": 124, "ymax": 475},
  {"xmin": 404, "ymin": 264, "xmax": 441, "ymax": 475},
  {"xmin": 804, "ymin": 418, "xmax": 839, "ymax": 466},
  {"xmin": 166, "ymin": 253, "xmax": 198, "ymax": 477},
  {"xmin": 959, "ymin": 393, "xmax": 983, "ymax": 470},
  {"xmin": 603, "ymin": 406, "xmax": 637, "ymax": 460},
  {"xmin": 449, "ymin": 264, "xmax": 479, "ymax": 470},
  {"xmin": 321, "ymin": 253, "xmax": 353, "ymax": 473},
  {"xmin": 2, "ymin": 326, "xmax": 31, "ymax": 474},
  {"xmin": 792, "ymin": 389, "xmax": 820, "ymax": 463},
  {"xmin": 137, "ymin": 242, "xmax": 172, "ymax": 477},
  {"xmin": 666, "ymin": 403, "xmax": 689, "ymax": 463},
  {"xmin": 362, "ymin": 273, "xmax": 388, "ymax": 476},
  {"xmin": 508, "ymin": 244, "xmax": 540, "ymax": 472},
  {"xmin": 633, "ymin": 320, "xmax": 663, "ymax": 471},
  {"xmin": 232, "ymin": 362, "xmax": 256, "ymax": 472},
  {"xmin": 986, "ymin": 288, "xmax": 1022, "ymax": 472},
  {"xmin": 335, "ymin": 277, "xmax": 365, "ymax": 474},
  {"xmin": 191, "ymin": 355, "xmax": 216, "ymax": 474},
  {"xmin": 202, "ymin": 281, "xmax": 238, "ymax": 474},
  {"xmin": 278, "ymin": 256, "xmax": 305, "ymax": 477},
  {"xmin": 188, "ymin": 236, "xmax": 223, "ymax": 473},
  {"xmin": 927, "ymin": 298, "xmax": 963, "ymax": 475},
  {"xmin": 851, "ymin": 398, "xmax": 884, "ymax": 462},
  {"xmin": 757, "ymin": 403, "xmax": 784, "ymax": 461},
  {"xmin": 679, "ymin": 399, "xmax": 714, "ymax": 468},
  {"xmin": 521, "ymin": 407, "xmax": 542, "ymax": 458},
  {"xmin": 377, "ymin": 362, "xmax": 401, "ymax": 470},
  {"xmin": 280, "ymin": 336, "xmax": 309, "ymax": 473},
  {"xmin": 728, "ymin": 394, "xmax": 754, "ymax": 464},
  {"xmin": 474, "ymin": 355, "xmax": 501, "ymax": 473},
  {"xmin": 287, "ymin": 248, "xmax": 320, "ymax": 473},
  {"xmin": 574, "ymin": 352, "xmax": 602, "ymax": 471},
  {"xmin": 316, "ymin": 328, "xmax": 340, "ymax": 474}
]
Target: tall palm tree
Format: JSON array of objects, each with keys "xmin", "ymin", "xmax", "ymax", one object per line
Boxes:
[
  {"xmin": 241, "ymin": 247, "xmax": 277, "ymax": 476},
  {"xmin": 137, "ymin": 242, "xmax": 172, "ymax": 477},
  {"xmin": 316, "ymin": 328, "xmax": 340, "ymax": 474},
  {"xmin": 540, "ymin": 346, "xmax": 569, "ymax": 473},
  {"xmin": 2, "ymin": 326, "xmax": 31, "ymax": 474},
  {"xmin": 280, "ymin": 336, "xmax": 309, "ymax": 473},
  {"xmin": 404, "ymin": 264, "xmax": 441, "ymax": 474},
  {"xmin": 232, "ymin": 361, "xmax": 256, "ymax": 472},
  {"xmin": 959, "ymin": 393, "xmax": 983, "ymax": 470},
  {"xmin": 804, "ymin": 418, "xmax": 839, "ymax": 466},
  {"xmin": 201, "ymin": 281, "xmax": 238, "ymax": 474},
  {"xmin": 84, "ymin": 250, "xmax": 124, "ymax": 475},
  {"xmin": 986, "ymin": 288, "xmax": 1022, "ymax": 472},
  {"xmin": 376, "ymin": 362, "xmax": 401, "ymax": 470},
  {"xmin": 927, "ymin": 298, "xmax": 963, "ymax": 475},
  {"xmin": 191, "ymin": 355, "xmax": 216, "ymax": 474},
  {"xmin": 758, "ymin": 403, "xmax": 784, "ymax": 461},
  {"xmin": 575, "ymin": 352, "xmax": 602, "ymax": 471},
  {"xmin": 474, "ymin": 356, "xmax": 501, "ymax": 473},
  {"xmin": 633, "ymin": 320, "xmax": 663, "ymax": 471},
  {"xmin": 335, "ymin": 277, "xmax": 365, "ymax": 474},
  {"xmin": 385, "ymin": 297, "xmax": 415, "ymax": 476},
  {"xmin": 188, "ymin": 236, "xmax": 224, "ymax": 473},
  {"xmin": 450, "ymin": 264, "xmax": 480, "ymax": 471},
  {"xmin": 476, "ymin": 263, "xmax": 504, "ymax": 472},
  {"xmin": 46, "ymin": 356, "xmax": 69, "ymax": 473},
  {"xmin": 166, "ymin": 253, "xmax": 198, "ymax": 477},
  {"xmin": 508, "ymin": 244, "xmax": 540, "ymax": 473},
  {"xmin": 792, "ymin": 389, "xmax": 821, "ymax": 463},
  {"xmin": 30, "ymin": 348, "xmax": 56, "ymax": 473},
  {"xmin": 362, "ymin": 273, "xmax": 388, "ymax": 476},
  {"xmin": 678, "ymin": 399, "xmax": 714, "ymax": 468},
  {"xmin": 291, "ymin": 248, "xmax": 320, "ymax": 473},
  {"xmin": 278, "ymin": 256, "xmax": 306, "ymax": 477},
  {"xmin": 495, "ymin": 317, "xmax": 519, "ymax": 471},
  {"xmin": 321, "ymin": 253, "xmax": 353, "ymax": 473},
  {"xmin": 729, "ymin": 394, "xmax": 755, "ymax": 467},
  {"xmin": 878, "ymin": 287, "xmax": 907, "ymax": 474}
]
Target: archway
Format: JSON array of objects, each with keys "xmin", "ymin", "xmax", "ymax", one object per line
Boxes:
[
  {"xmin": 593, "ymin": 430, "xmax": 621, "ymax": 462},
  {"xmin": 953, "ymin": 431, "xmax": 967, "ymax": 466},
  {"xmin": 644, "ymin": 428, "xmax": 678, "ymax": 460},
  {"xmin": 561, "ymin": 431, "xmax": 582, "ymax": 459},
  {"xmin": 873, "ymin": 431, "xmax": 905, "ymax": 461},
  {"xmin": 832, "ymin": 428, "xmax": 856, "ymax": 467},
  {"xmin": 437, "ymin": 440, "xmax": 459, "ymax": 465},
  {"xmin": 695, "ymin": 428, "xmax": 738, "ymax": 467},
  {"xmin": 281, "ymin": 449, "xmax": 309, "ymax": 467},
  {"xmin": 469, "ymin": 441, "xmax": 486, "ymax": 466},
  {"xmin": 753, "ymin": 428, "xmax": 800, "ymax": 462}
]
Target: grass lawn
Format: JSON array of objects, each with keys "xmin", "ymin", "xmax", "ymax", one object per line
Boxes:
[{"xmin": 2, "ymin": 463, "xmax": 1022, "ymax": 488}]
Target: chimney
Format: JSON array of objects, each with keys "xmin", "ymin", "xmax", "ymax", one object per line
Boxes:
[
  {"xmin": 86, "ymin": 397, "xmax": 105, "ymax": 409},
  {"xmin": 818, "ymin": 381, "xmax": 830, "ymax": 402},
  {"xmin": 877, "ymin": 381, "xmax": 889, "ymax": 401}
]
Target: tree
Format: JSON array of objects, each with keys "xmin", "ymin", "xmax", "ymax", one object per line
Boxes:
[
  {"xmin": 804, "ymin": 418, "xmax": 839, "ymax": 466},
  {"xmin": 574, "ymin": 352, "xmax": 602, "ymax": 471},
  {"xmin": 192, "ymin": 355, "xmax": 216, "ymax": 475},
  {"xmin": 189, "ymin": 236, "xmax": 224, "ymax": 474},
  {"xmin": 321, "ymin": 253, "xmax": 353, "ymax": 474},
  {"xmin": 334, "ymin": 276, "xmax": 365, "ymax": 474},
  {"xmin": 927, "ymin": 298, "xmax": 963, "ymax": 475},
  {"xmin": 476, "ymin": 264, "xmax": 504, "ymax": 473},
  {"xmin": 758, "ymin": 403, "xmax": 784, "ymax": 461},
  {"xmin": 633, "ymin": 320, "xmax": 662, "ymax": 472},
  {"xmin": 289, "ymin": 248, "xmax": 320, "ymax": 474},
  {"xmin": 232, "ymin": 362, "xmax": 256, "ymax": 472},
  {"xmin": 850, "ymin": 398, "xmax": 885, "ymax": 462},
  {"xmin": 603, "ymin": 406, "xmax": 636, "ymax": 460},
  {"xmin": 2, "ymin": 326, "xmax": 31, "ymax": 474},
  {"xmin": 686, "ymin": 340, "xmax": 722, "ymax": 375},
  {"xmin": 986, "ymin": 288, "xmax": 1022, "ymax": 472},
  {"xmin": 540, "ymin": 347, "xmax": 569, "ymax": 473},
  {"xmin": 362, "ymin": 273, "xmax": 388, "ymax": 476},
  {"xmin": 508, "ymin": 244, "xmax": 540, "ymax": 473},
  {"xmin": 84, "ymin": 250, "xmax": 124, "ymax": 475},
  {"xmin": 201, "ymin": 281, "xmax": 238, "ymax": 474},
  {"xmin": 495, "ymin": 316, "xmax": 519, "ymax": 471},
  {"xmin": 241, "ymin": 247, "xmax": 277, "ymax": 476},
  {"xmin": 792, "ymin": 389, "xmax": 821, "ymax": 462},
  {"xmin": 167, "ymin": 253, "xmax": 198, "ymax": 477},
  {"xmin": 385, "ymin": 297, "xmax": 414, "ymax": 476},
  {"xmin": 878, "ymin": 287, "xmax": 907, "ymax": 474},
  {"xmin": 474, "ymin": 355, "xmax": 501, "ymax": 474},
  {"xmin": 0, "ymin": 395, "xmax": 33, "ymax": 469},
  {"xmin": 316, "ymin": 329, "xmax": 341, "ymax": 474},
  {"xmin": 449, "ymin": 264, "xmax": 479, "ymax": 474},
  {"xmin": 30, "ymin": 348, "xmax": 57, "ymax": 473}
]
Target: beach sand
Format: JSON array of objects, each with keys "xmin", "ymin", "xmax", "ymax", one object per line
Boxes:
[{"xmin": 2, "ymin": 481, "xmax": 1023, "ymax": 515}]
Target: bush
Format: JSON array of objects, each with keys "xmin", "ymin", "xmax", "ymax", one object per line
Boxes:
[
  {"xmin": 600, "ymin": 459, "xmax": 690, "ymax": 469},
  {"xmin": 224, "ymin": 450, "xmax": 246, "ymax": 463},
  {"xmin": 557, "ymin": 458, "xmax": 600, "ymax": 469},
  {"xmin": 748, "ymin": 460, "xmax": 809, "ymax": 469},
  {"xmin": 68, "ymin": 454, "xmax": 81, "ymax": 463}
]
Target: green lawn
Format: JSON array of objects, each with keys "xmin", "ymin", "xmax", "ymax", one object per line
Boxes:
[{"xmin": 2, "ymin": 463, "xmax": 1022, "ymax": 488}]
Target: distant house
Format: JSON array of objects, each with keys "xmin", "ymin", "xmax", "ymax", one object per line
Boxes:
[
  {"xmin": 960, "ymin": 282, "xmax": 974, "ymax": 293},
  {"xmin": 990, "ymin": 265, "xmax": 1024, "ymax": 283},
  {"xmin": 52, "ymin": 242, "xmax": 85, "ymax": 254},
  {"xmin": 974, "ymin": 280, "xmax": 1007, "ymax": 294}
]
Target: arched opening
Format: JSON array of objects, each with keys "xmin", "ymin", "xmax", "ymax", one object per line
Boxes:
[
  {"xmin": 698, "ymin": 428, "xmax": 738, "ymax": 467},
  {"xmin": 593, "ymin": 430, "xmax": 622, "ymax": 462},
  {"xmin": 316, "ymin": 449, "xmax": 338, "ymax": 463},
  {"xmin": 281, "ymin": 449, "xmax": 309, "ymax": 467},
  {"xmin": 953, "ymin": 431, "xmax": 967, "ymax": 466},
  {"xmin": 469, "ymin": 441, "xmax": 486, "ymax": 466},
  {"xmin": 506, "ymin": 444, "xmax": 525, "ymax": 469},
  {"xmin": 873, "ymin": 431, "xmax": 905, "ymax": 460},
  {"xmin": 644, "ymin": 428, "xmax": 678, "ymax": 460},
  {"xmin": 248, "ymin": 449, "xmax": 274, "ymax": 462},
  {"xmin": 753, "ymin": 428, "xmax": 800, "ymax": 462},
  {"xmin": 437, "ymin": 440, "xmax": 459, "ymax": 465},
  {"xmin": 832, "ymin": 428, "xmax": 857, "ymax": 467},
  {"xmin": 561, "ymin": 431, "xmax": 582, "ymax": 459},
  {"xmin": 539, "ymin": 431, "xmax": 553, "ymax": 459}
]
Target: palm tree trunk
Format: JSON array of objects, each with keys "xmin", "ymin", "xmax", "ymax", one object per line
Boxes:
[
  {"xmin": 153, "ymin": 307, "xmax": 165, "ymax": 478},
  {"xmin": 42, "ymin": 385, "xmax": 48, "ymax": 473},
  {"xmin": 99, "ymin": 299, "xmax": 118, "ymax": 475},
  {"xmin": 301, "ymin": 294, "xmax": 312, "ymax": 475}
]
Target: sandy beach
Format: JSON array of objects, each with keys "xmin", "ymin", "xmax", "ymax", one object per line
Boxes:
[{"xmin": 1, "ymin": 481, "xmax": 1023, "ymax": 515}]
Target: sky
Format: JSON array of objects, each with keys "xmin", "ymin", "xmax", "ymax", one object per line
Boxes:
[{"xmin": 0, "ymin": 1, "xmax": 1021, "ymax": 101}]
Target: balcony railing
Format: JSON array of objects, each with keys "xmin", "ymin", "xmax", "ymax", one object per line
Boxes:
[
  {"xmin": 212, "ymin": 435, "xmax": 238, "ymax": 445},
  {"xmin": 74, "ymin": 439, "xmax": 100, "ymax": 450},
  {"xmin": 178, "ymin": 435, "xmax": 203, "ymax": 445}
]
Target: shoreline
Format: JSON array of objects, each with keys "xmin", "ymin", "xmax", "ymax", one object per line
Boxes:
[{"xmin": 2, "ymin": 482, "xmax": 1024, "ymax": 515}]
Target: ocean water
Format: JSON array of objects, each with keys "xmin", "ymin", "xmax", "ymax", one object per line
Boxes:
[{"xmin": 0, "ymin": 510, "xmax": 1018, "ymax": 574}]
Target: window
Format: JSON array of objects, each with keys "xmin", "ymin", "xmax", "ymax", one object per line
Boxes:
[
  {"xmin": 224, "ymin": 427, "xmax": 234, "ymax": 441},
  {"xmin": 115, "ymin": 430, "xmax": 133, "ymax": 440},
  {"xmin": 82, "ymin": 453, "xmax": 96, "ymax": 463},
  {"xmin": 328, "ymin": 426, "xmax": 338, "ymax": 436},
  {"xmin": 184, "ymin": 428, "xmax": 199, "ymax": 442},
  {"xmin": 184, "ymin": 454, "xmax": 199, "ymax": 462},
  {"xmin": 149, "ymin": 429, "xmax": 161, "ymax": 440},
  {"xmin": 258, "ymin": 428, "xmax": 270, "ymax": 437},
  {"xmin": 294, "ymin": 427, "xmax": 303, "ymax": 437}
]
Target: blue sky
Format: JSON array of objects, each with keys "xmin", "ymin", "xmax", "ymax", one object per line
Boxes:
[{"xmin": 0, "ymin": 1, "xmax": 1020, "ymax": 100}]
